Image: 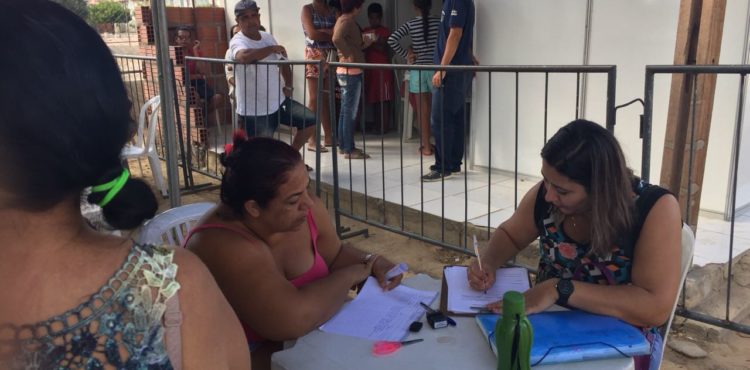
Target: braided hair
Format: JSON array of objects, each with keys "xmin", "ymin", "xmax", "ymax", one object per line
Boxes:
[{"xmin": 414, "ymin": 0, "xmax": 432, "ymax": 44}]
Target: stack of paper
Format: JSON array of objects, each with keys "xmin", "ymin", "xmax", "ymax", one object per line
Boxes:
[
  {"xmin": 444, "ymin": 266, "xmax": 530, "ymax": 314},
  {"xmin": 320, "ymin": 277, "xmax": 438, "ymax": 341}
]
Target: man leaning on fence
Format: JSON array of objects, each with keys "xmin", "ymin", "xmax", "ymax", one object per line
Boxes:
[{"xmin": 230, "ymin": 0, "xmax": 316, "ymax": 153}]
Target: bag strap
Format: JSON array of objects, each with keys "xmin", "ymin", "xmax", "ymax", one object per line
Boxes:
[{"xmin": 164, "ymin": 294, "xmax": 184, "ymax": 370}]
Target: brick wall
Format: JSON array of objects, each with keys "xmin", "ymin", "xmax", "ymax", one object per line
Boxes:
[{"xmin": 134, "ymin": 6, "xmax": 229, "ymax": 146}]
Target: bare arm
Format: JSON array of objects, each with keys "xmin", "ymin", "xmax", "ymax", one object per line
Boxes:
[
  {"xmin": 479, "ymin": 189, "xmax": 683, "ymax": 328},
  {"xmin": 312, "ymin": 196, "xmax": 401, "ymax": 290},
  {"xmin": 234, "ymin": 45, "xmax": 286, "ymax": 64},
  {"xmin": 281, "ymin": 64, "xmax": 293, "ymax": 96},
  {"xmin": 186, "ymin": 202, "xmax": 378, "ymax": 341},
  {"xmin": 172, "ymin": 248, "xmax": 251, "ymax": 369},
  {"xmin": 432, "ymin": 27, "xmax": 463, "ymax": 87},
  {"xmin": 301, "ymin": 5, "xmax": 333, "ymax": 42},
  {"xmin": 562, "ymin": 195, "xmax": 683, "ymax": 327},
  {"xmin": 468, "ymin": 182, "xmax": 541, "ymax": 290}
]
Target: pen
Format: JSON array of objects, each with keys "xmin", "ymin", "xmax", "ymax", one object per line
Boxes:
[
  {"xmin": 385, "ymin": 262, "xmax": 408, "ymax": 281},
  {"xmin": 419, "ymin": 302, "xmax": 436, "ymax": 313},
  {"xmin": 473, "ymin": 235, "xmax": 487, "ymax": 294},
  {"xmin": 470, "ymin": 306, "xmax": 493, "ymax": 314}
]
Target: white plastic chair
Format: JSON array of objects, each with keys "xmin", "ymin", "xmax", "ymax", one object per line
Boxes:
[
  {"xmin": 123, "ymin": 95, "xmax": 167, "ymax": 196},
  {"xmin": 399, "ymin": 68, "xmax": 416, "ymax": 142},
  {"xmin": 138, "ymin": 202, "xmax": 215, "ymax": 246},
  {"xmin": 657, "ymin": 223, "xmax": 695, "ymax": 368}
]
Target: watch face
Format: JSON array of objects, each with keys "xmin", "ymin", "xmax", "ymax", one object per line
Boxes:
[{"xmin": 558, "ymin": 279, "xmax": 574, "ymax": 295}]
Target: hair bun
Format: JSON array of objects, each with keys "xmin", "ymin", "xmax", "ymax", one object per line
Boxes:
[{"xmin": 220, "ymin": 130, "xmax": 250, "ymax": 167}]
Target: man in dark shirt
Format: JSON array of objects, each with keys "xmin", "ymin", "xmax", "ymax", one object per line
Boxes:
[{"xmin": 423, "ymin": 0, "xmax": 475, "ymax": 181}]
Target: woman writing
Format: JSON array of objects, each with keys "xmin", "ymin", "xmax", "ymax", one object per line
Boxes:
[
  {"xmin": 184, "ymin": 135, "xmax": 403, "ymax": 369},
  {"xmin": 468, "ymin": 120, "xmax": 682, "ymax": 369}
]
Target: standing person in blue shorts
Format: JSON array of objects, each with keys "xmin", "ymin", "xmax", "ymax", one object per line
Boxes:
[
  {"xmin": 422, "ymin": 0, "xmax": 475, "ymax": 181},
  {"xmin": 387, "ymin": 0, "xmax": 440, "ymax": 156}
]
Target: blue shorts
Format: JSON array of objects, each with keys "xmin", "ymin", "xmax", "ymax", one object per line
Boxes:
[{"xmin": 409, "ymin": 70, "xmax": 433, "ymax": 93}]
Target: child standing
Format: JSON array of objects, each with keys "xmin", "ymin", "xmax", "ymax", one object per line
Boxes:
[
  {"xmin": 362, "ymin": 2, "xmax": 394, "ymax": 133},
  {"xmin": 387, "ymin": 0, "xmax": 440, "ymax": 155}
]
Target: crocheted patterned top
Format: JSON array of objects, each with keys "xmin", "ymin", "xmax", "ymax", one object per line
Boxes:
[{"xmin": 0, "ymin": 243, "xmax": 180, "ymax": 370}]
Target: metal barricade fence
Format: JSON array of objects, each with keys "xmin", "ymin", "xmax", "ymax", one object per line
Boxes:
[
  {"xmin": 116, "ymin": 51, "xmax": 750, "ymax": 336},
  {"xmin": 114, "ymin": 54, "xmax": 188, "ymax": 189},
  {"xmin": 327, "ymin": 62, "xmax": 617, "ymax": 267},
  {"xmin": 113, "ymin": 53, "xmax": 325, "ymax": 196},
  {"xmin": 184, "ymin": 56, "xmax": 325, "ymax": 196},
  {"xmin": 643, "ymin": 64, "xmax": 750, "ymax": 335}
]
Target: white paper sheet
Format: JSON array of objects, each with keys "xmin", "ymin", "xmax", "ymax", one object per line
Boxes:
[
  {"xmin": 319, "ymin": 276, "xmax": 438, "ymax": 341},
  {"xmin": 444, "ymin": 266, "xmax": 530, "ymax": 314}
]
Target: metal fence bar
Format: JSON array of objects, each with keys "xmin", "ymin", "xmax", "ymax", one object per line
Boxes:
[
  {"xmin": 325, "ymin": 62, "xmax": 616, "ymax": 258},
  {"xmin": 116, "ymin": 55, "xmax": 325, "ymax": 196},
  {"xmin": 576, "ymin": 73, "xmax": 581, "ymax": 119},
  {"xmin": 514, "ymin": 72, "xmax": 519, "ymax": 209},
  {"xmin": 642, "ymin": 70, "xmax": 655, "ymax": 182},
  {"xmin": 151, "ymin": 0, "xmax": 180, "ymax": 207},
  {"xmin": 642, "ymin": 64, "xmax": 750, "ymax": 335},
  {"xmin": 606, "ymin": 67, "xmax": 617, "ymax": 131},
  {"xmin": 726, "ymin": 72, "xmax": 746, "ymax": 324},
  {"xmin": 487, "ymin": 73, "xmax": 493, "ymax": 240}
]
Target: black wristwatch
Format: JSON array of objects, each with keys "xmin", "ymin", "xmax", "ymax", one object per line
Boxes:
[{"xmin": 555, "ymin": 278, "xmax": 574, "ymax": 306}]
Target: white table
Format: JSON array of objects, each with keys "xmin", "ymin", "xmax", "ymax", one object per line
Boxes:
[{"xmin": 272, "ymin": 274, "xmax": 635, "ymax": 370}]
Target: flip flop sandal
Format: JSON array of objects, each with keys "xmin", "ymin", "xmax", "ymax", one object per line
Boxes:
[
  {"xmin": 419, "ymin": 145, "xmax": 434, "ymax": 156},
  {"xmin": 307, "ymin": 145, "xmax": 329, "ymax": 153},
  {"xmin": 344, "ymin": 149, "xmax": 370, "ymax": 159}
]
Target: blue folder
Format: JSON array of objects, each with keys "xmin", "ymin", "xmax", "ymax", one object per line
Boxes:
[{"xmin": 475, "ymin": 310, "xmax": 651, "ymax": 366}]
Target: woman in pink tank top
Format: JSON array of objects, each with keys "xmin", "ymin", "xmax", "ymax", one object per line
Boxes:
[{"xmin": 184, "ymin": 135, "xmax": 403, "ymax": 370}]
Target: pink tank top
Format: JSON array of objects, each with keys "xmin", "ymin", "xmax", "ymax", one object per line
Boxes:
[{"xmin": 182, "ymin": 209, "xmax": 330, "ymax": 346}]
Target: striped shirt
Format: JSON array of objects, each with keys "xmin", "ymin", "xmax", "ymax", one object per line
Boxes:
[{"xmin": 387, "ymin": 16, "xmax": 440, "ymax": 65}]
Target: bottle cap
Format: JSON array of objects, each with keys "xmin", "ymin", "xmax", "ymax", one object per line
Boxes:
[{"xmin": 502, "ymin": 291, "xmax": 525, "ymax": 316}]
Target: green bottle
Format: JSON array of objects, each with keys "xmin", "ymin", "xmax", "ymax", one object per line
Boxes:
[{"xmin": 495, "ymin": 291, "xmax": 533, "ymax": 370}]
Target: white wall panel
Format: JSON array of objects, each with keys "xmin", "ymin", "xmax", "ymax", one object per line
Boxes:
[{"xmin": 470, "ymin": 0, "xmax": 588, "ymax": 177}]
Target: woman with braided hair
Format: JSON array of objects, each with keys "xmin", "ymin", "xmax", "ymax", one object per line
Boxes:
[{"xmin": 387, "ymin": 0, "xmax": 440, "ymax": 156}]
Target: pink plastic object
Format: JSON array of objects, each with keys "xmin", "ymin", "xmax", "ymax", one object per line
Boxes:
[{"xmin": 371, "ymin": 339, "xmax": 423, "ymax": 356}]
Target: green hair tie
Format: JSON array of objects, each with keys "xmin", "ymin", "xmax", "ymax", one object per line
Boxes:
[{"xmin": 91, "ymin": 168, "xmax": 130, "ymax": 207}]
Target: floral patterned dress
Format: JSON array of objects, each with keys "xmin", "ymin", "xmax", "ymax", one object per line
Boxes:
[
  {"xmin": 0, "ymin": 244, "xmax": 181, "ymax": 370},
  {"xmin": 533, "ymin": 179, "xmax": 670, "ymax": 286}
]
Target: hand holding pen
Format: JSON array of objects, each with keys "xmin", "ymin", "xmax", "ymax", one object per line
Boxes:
[
  {"xmin": 468, "ymin": 236, "xmax": 495, "ymax": 292},
  {"xmin": 373, "ymin": 260, "xmax": 406, "ymax": 291}
]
